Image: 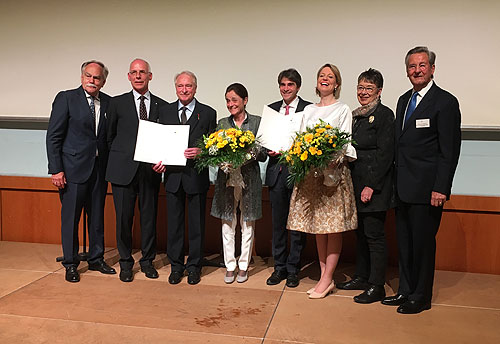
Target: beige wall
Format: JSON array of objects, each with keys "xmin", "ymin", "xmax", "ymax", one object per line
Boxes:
[{"xmin": 0, "ymin": 0, "xmax": 498, "ymax": 126}]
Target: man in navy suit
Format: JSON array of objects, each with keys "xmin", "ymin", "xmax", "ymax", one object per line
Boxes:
[
  {"xmin": 106, "ymin": 59, "xmax": 167, "ymax": 282},
  {"xmin": 382, "ymin": 47, "xmax": 461, "ymax": 314},
  {"xmin": 153, "ymin": 71, "xmax": 217, "ymax": 285},
  {"xmin": 265, "ymin": 69, "xmax": 311, "ymax": 288},
  {"xmin": 46, "ymin": 60, "xmax": 116, "ymax": 282}
]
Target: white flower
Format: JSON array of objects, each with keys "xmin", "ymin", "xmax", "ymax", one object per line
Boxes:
[{"xmin": 208, "ymin": 145, "xmax": 218, "ymax": 155}]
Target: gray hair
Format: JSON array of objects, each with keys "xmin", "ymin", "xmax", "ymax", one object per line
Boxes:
[
  {"xmin": 81, "ymin": 60, "xmax": 109, "ymax": 81},
  {"xmin": 405, "ymin": 46, "xmax": 436, "ymax": 67},
  {"xmin": 174, "ymin": 70, "xmax": 197, "ymax": 86}
]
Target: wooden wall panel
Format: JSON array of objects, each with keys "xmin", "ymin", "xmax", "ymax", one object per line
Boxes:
[{"xmin": 1, "ymin": 176, "xmax": 499, "ymax": 275}]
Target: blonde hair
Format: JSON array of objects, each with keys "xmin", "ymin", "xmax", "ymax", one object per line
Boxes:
[{"xmin": 315, "ymin": 63, "xmax": 342, "ymax": 99}]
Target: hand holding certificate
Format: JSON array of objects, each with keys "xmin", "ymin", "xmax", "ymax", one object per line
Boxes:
[
  {"xmin": 133, "ymin": 120, "xmax": 190, "ymax": 166},
  {"xmin": 256, "ymin": 105, "xmax": 304, "ymax": 152}
]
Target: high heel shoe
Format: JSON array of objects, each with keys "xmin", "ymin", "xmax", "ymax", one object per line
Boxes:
[
  {"xmin": 309, "ymin": 282, "xmax": 335, "ymax": 299},
  {"xmin": 307, "ymin": 287, "xmax": 315, "ymax": 295}
]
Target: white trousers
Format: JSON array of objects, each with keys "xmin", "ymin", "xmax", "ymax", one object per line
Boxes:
[{"xmin": 221, "ymin": 185, "xmax": 254, "ymax": 271}]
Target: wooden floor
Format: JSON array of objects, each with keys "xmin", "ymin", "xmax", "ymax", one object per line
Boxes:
[{"xmin": 0, "ymin": 241, "xmax": 499, "ymax": 344}]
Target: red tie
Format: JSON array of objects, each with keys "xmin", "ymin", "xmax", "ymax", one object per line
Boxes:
[{"xmin": 285, "ymin": 105, "xmax": 290, "ymax": 115}]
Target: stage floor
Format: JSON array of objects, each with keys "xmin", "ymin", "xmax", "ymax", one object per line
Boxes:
[{"xmin": 0, "ymin": 241, "xmax": 499, "ymax": 343}]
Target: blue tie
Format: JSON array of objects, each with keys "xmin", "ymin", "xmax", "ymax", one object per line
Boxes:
[{"xmin": 404, "ymin": 92, "xmax": 419, "ymax": 126}]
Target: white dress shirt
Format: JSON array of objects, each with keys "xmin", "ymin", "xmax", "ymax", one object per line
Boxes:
[
  {"xmin": 178, "ymin": 98, "xmax": 196, "ymax": 122},
  {"xmin": 132, "ymin": 89, "xmax": 151, "ymax": 120}
]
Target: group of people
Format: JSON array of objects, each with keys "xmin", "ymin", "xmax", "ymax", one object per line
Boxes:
[{"xmin": 46, "ymin": 45, "xmax": 461, "ymax": 315}]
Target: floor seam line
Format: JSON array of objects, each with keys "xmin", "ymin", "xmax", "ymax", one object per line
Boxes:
[
  {"xmin": 0, "ymin": 313, "xmax": 266, "ymax": 340},
  {"xmin": 260, "ymin": 283, "xmax": 286, "ymax": 344}
]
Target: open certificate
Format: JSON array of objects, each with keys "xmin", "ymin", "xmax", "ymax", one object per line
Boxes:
[
  {"xmin": 133, "ymin": 120, "xmax": 190, "ymax": 166},
  {"xmin": 257, "ymin": 105, "xmax": 304, "ymax": 152}
]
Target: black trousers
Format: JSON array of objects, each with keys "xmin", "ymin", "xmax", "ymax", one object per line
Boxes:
[
  {"xmin": 354, "ymin": 211, "xmax": 387, "ymax": 286},
  {"xmin": 60, "ymin": 157, "xmax": 107, "ymax": 268},
  {"xmin": 396, "ymin": 202, "xmax": 443, "ymax": 303},
  {"xmin": 166, "ymin": 186, "xmax": 207, "ymax": 273},
  {"xmin": 269, "ymin": 171, "xmax": 306, "ymax": 274},
  {"xmin": 111, "ymin": 163, "xmax": 159, "ymax": 270}
]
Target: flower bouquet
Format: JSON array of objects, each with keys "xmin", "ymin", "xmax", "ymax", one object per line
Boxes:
[
  {"xmin": 195, "ymin": 127, "xmax": 258, "ymax": 187},
  {"xmin": 279, "ymin": 119, "xmax": 353, "ymax": 187}
]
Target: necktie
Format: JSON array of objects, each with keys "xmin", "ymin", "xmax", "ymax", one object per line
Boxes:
[
  {"xmin": 90, "ymin": 96, "xmax": 96, "ymax": 122},
  {"xmin": 285, "ymin": 105, "xmax": 290, "ymax": 116},
  {"xmin": 139, "ymin": 95, "xmax": 147, "ymax": 120},
  {"xmin": 180, "ymin": 106, "xmax": 187, "ymax": 124},
  {"xmin": 404, "ymin": 92, "xmax": 419, "ymax": 126},
  {"xmin": 89, "ymin": 97, "xmax": 96, "ymax": 131}
]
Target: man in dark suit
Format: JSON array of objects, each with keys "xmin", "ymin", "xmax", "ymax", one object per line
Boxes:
[
  {"xmin": 46, "ymin": 60, "xmax": 116, "ymax": 282},
  {"xmin": 106, "ymin": 58, "xmax": 167, "ymax": 282},
  {"xmin": 382, "ymin": 47, "xmax": 461, "ymax": 314},
  {"xmin": 153, "ymin": 71, "xmax": 216, "ymax": 285},
  {"xmin": 265, "ymin": 68, "xmax": 311, "ymax": 288}
]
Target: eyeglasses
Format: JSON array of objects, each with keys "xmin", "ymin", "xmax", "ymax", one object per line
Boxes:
[{"xmin": 357, "ymin": 85, "xmax": 377, "ymax": 93}]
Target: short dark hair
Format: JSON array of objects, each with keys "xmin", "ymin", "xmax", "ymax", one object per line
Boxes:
[
  {"xmin": 277, "ymin": 68, "xmax": 302, "ymax": 88},
  {"xmin": 81, "ymin": 60, "xmax": 109, "ymax": 81},
  {"xmin": 405, "ymin": 46, "xmax": 436, "ymax": 67},
  {"xmin": 225, "ymin": 83, "xmax": 248, "ymax": 100},
  {"xmin": 357, "ymin": 68, "xmax": 384, "ymax": 89}
]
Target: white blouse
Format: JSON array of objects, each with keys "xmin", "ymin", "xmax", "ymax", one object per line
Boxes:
[{"xmin": 301, "ymin": 101, "xmax": 357, "ymax": 160}]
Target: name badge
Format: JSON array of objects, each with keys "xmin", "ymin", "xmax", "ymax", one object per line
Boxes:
[{"xmin": 415, "ymin": 118, "xmax": 430, "ymax": 128}]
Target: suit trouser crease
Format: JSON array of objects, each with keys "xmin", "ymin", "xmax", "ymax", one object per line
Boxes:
[
  {"xmin": 354, "ymin": 211, "xmax": 387, "ymax": 286},
  {"xmin": 166, "ymin": 187, "xmax": 207, "ymax": 272},
  {"xmin": 112, "ymin": 163, "xmax": 158, "ymax": 270},
  {"xmin": 222, "ymin": 185, "xmax": 254, "ymax": 271},
  {"xmin": 396, "ymin": 202, "xmax": 442, "ymax": 302},
  {"xmin": 60, "ymin": 160, "xmax": 105, "ymax": 267},
  {"xmin": 269, "ymin": 172, "xmax": 305, "ymax": 274}
]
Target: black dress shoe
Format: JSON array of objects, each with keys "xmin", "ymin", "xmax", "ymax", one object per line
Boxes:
[
  {"xmin": 169, "ymin": 271, "xmax": 183, "ymax": 284},
  {"xmin": 266, "ymin": 270, "xmax": 287, "ymax": 285},
  {"xmin": 382, "ymin": 294, "xmax": 408, "ymax": 306},
  {"xmin": 187, "ymin": 270, "xmax": 201, "ymax": 285},
  {"xmin": 119, "ymin": 269, "xmax": 134, "ymax": 282},
  {"xmin": 141, "ymin": 265, "xmax": 159, "ymax": 279},
  {"xmin": 286, "ymin": 273, "xmax": 300, "ymax": 288},
  {"xmin": 397, "ymin": 300, "xmax": 431, "ymax": 314},
  {"xmin": 354, "ymin": 285, "xmax": 386, "ymax": 304},
  {"xmin": 88, "ymin": 261, "xmax": 116, "ymax": 275},
  {"xmin": 65, "ymin": 266, "xmax": 80, "ymax": 283},
  {"xmin": 336, "ymin": 276, "xmax": 370, "ymax": 290}
]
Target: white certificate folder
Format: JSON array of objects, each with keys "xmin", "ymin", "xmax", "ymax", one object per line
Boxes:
[
  {"xmin": 133, "ymin": 120, "xmax": 189, "ymax": 166},
  {"xmin": 257, "ymin": 105, "xmax": 304, "ymax": 152}
]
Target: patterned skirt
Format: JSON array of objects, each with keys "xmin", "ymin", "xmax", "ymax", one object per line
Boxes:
[{"xmin": 287, "ymin": 163, "xmax": 357, "ymax": 234}]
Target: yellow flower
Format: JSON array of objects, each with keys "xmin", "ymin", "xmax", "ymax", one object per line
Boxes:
[
  {"xmin": 304, "ymin": 133, "xmax": 313, "ymax": 143},
  {"xmin": 317, "ymin": 150, "xmax": 322, "ymax": 155},
  {"xmin": 309, "ymin": 146, "xmax": 318, "ymax": 155},
  {"xmin": 300, "ymin": 151, "xmax": 308, "ymax": 161},
  {"xmin": 332, "ymin": 143, "xmax": 336, "ymax": 148},
  {"xmin": 316, "ymin": 128, "xmax": 326, "ymax": 134},
  {"xmin": 286, "ymin": 155, "xmax": 291, "ymax": 162}
]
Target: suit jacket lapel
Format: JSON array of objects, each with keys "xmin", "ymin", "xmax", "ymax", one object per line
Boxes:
[
  {"xmin": 78, "ymin": 86, "xmax": 96, "ymax": 135},
  {"xmin": 97, "ymin": 93, "xmax": 108, "ymax": 136},
  {"xmin": 187, "ymin": 100, "xmax": 201, "ymax": 133},
  {"xmin": 400, "ymin": 83, "xmax": 437, "ymax": 135}
]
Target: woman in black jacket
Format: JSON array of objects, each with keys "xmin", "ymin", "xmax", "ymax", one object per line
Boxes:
[{"xmin": 337, "ymin": 68, "xmax": 395, "ymax": 303}]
